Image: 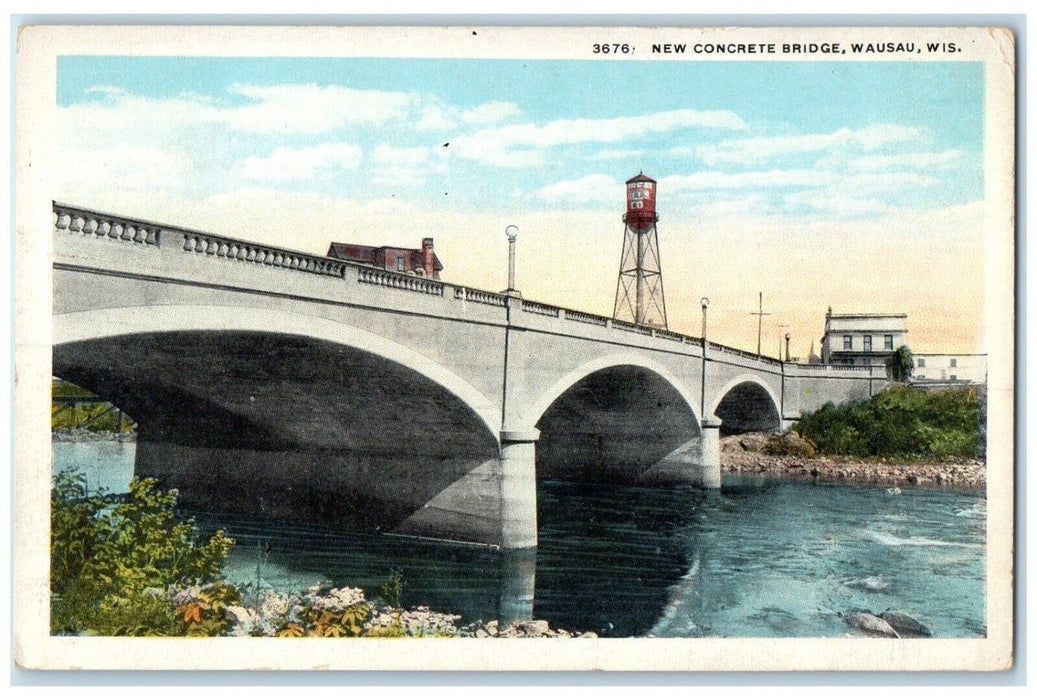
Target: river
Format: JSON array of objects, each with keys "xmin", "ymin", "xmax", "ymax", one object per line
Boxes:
[{"xmin": 52, "ymin": 441, "xmax": 986, "ymax": 638}]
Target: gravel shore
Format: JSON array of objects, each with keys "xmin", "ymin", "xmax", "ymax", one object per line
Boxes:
[
  {"xmin": 721, "ymin": 433, "xmax": 985, "ymax": 491},
  {"xmin": 52, "ymin": 428, "xmax": 136, "ymax": 442}
]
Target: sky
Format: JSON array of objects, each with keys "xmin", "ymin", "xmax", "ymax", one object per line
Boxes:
[{"xmin": 54, "ymin": 55, "xmax": 988, "ymax": 356}]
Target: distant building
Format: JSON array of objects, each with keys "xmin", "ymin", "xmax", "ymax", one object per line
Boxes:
[
  {"xmin": 820, "ymin": 308, "xmax": 908, "ymax": 367},
  {"xmin": 912, "ymin": 353, "xmax": 987, "ymax": 385},
  {"xmin": 327, "ymin": 238, "xmax": 443, "ymax": 280}
]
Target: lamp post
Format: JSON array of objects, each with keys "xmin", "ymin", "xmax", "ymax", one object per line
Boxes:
[
  {"xmin": 776, "ymin": 323, "xmax": 789, "ymax": 360},
  {"xmin": 700, "ymin": 297, "xmax": 709, "ymax": 417},
  {"xmin": 785, "ymin": 333, "xmax": 791, "ymax": 362},
  {"xmin": 504, "ymin": 225, "xmax": 519, "ymax": 297}
]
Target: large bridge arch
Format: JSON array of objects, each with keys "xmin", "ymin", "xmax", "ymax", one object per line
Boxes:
[
  {"xmin": 54, "ymin": 304, "xmax": 502, "ymax": 436},
  {"xmin": 710, "ymin": 374, "xmax": 782, "ymax": 435},
  {"xmin": 53, "ymin": 303, "xmax": 511, "ymax": 544}
]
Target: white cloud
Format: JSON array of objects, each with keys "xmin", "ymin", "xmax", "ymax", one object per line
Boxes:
[
  {"xmin": 372, "ymin": 144, "xmax": 429, "ymax": 165},
  {"xmin": 64, "ymin": 83, "xmax": 414, "ymax": 139},
  {"xmin": 415, "ymin": 106, "xmax": 458, "ymax": 131},
  {"xmin": 414, "ymin": 100, "xmax": 521, "ymax": 131},
  {"xmin": 848, "ymin": 150, "xmax": 963, "ymax": 171},
  {"xmin": 235, "ymin": 143, "xmax": 363, "ymax": 181},
  {"xmin": 536, "ymin": 174, "xmax": 623, "ymax": 203},
  {"xmin": 697, "ymin": 124, "xmax": 924, "ymax": 166},
  {"xmin": 451, "ymin": 108, "xmax": 745, "ymax": 168},
  {"xmin": 461, "ymin": 101, "xmax": 520, "ymax": 124},
  {"xmin": 224, "ymin": 84, "xmax": 413, "ymax": 133},
  {"xmin": 662, "ymin": 169, "xmax": 834, "ymax": 191},
  {"xmin": 57, "ymin": 146, "xmax": 192, "ymax": 191},
  {"xmin": 589, "ymin": 149, "xmax": 645, "ymax": 160}
]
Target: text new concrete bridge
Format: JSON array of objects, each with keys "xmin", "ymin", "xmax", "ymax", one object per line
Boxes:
[{"xmin": 52, "ymin": 202, "xmax": 890, "ymax": 549}]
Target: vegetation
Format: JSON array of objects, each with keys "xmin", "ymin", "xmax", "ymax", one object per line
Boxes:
[
  {"xmin": 52, "ymin": 379, "xmax": 135, "ymax": 433},
  {"xmin": 50, "ymin": 470, "xmax": 234, "ymax": 635},
  {"xmin": 886, "ymin": 345, "xmax": 914, "ymax": 382},
  {"xmin": 51, "ymin": 471, "xmax": 462, "ymax": 637},
  {"xmin": 793, "ymin": 385, "xmax": 981, "ymax": 460}
]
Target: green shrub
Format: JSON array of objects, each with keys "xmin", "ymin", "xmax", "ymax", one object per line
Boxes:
[
  {"xmin": 793, "ymin": 386, "xmax": 980, "ymax": 460},
  {"xmin": 50, "ymin": 470, "xmax": 233, "ymax": 635}
]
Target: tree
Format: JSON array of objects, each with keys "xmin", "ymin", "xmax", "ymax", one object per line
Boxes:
[{"xmin": 886, "ymin": 345, "xmax": 914, "ymax": 382}]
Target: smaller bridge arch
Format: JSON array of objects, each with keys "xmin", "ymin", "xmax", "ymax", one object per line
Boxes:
[
  {"xmin": 710, "ymin": 374, "xmax": 782, "ymax": 435},
  {"xmin": 517, "ymin": 352, "xmax": 702, "ymax": 431},
  {"xmin": 520, "ymin": 353, "xmax": 707, "ymax": 486}
]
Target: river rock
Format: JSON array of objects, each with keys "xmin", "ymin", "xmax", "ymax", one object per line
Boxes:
[
  {"xmin": 880, "ymin": 611, "xmax": 933, "ymax": 638},
  {"xmin": 844, "ymin": 612, "xmax": 900, "ymax": 638},
  {"xmin": 841, "ymin": 576, "xmax": 889, "ymax": 592}
]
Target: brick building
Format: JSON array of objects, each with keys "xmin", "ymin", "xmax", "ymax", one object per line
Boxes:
[{"xmin": 326, "ymin": 238, "xmax": 443, "ymax": 279}]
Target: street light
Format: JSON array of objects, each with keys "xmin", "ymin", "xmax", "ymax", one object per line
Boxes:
[
  {"xmin": 504, "ymin": 225, "xmax": 519, "ymax": 297},
  {"xmin": 700, "ymin": 297, "xmax": 710, "ymax": 339},
  {"xmin": 777, "ymin": 323, "xmax": 789, "ymax": 360},
  {"xmin": 785, "ymin": 332, "xmax": 791, "ymax": 362}
]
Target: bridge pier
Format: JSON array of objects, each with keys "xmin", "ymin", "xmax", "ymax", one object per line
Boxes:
[
  {"xmin": 499, "ymin": 428, "xmax": 540, "ymax": 550},
  {"xmin": 698, "ymin": 417, "xmax": 722, "ymax": 488}
]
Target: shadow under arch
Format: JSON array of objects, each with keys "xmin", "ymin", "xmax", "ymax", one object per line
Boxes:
[
  {"xmin": 527, "ymin": 355, "xmax": 701, "ymax": 485},
  {"xmin": 710, "ymin": 375, "xmax": 782, "ymax": 435},
  {"xmin": 53, "ymin": 305, "xmax": 504, "ymax": 542}
]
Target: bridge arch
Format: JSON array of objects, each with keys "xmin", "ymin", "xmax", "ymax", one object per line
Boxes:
[
  {"xmin": 709, "ymin": 374, "xmax": 782, "ymax": 434},
  {"xmin": 523, "ymin": 353, "xmax": 703, "ymax": 484},
  {"xmin": 518, "ymin": 352, "xmax": 701, "ymax": 430},
  {"xmin": 54, "ymin": 304, "xmax": 502, "ymax": 437}
]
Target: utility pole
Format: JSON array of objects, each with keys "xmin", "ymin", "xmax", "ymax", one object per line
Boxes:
[{"xmin": 749, "ymin": 291, "xmax": 771, "ymax": 358}]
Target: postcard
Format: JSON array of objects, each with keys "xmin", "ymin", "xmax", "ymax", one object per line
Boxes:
[{"xmin": 13, "ymin": 24, "xmax": 1015, "ymax": 671}]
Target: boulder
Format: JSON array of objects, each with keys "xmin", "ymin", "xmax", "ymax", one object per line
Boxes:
[
  {"xmin": 844, "ymin": 612, "xmax": 900, "ymax": 638},
  {"xmin": 880, "ymin": 611, "xmax": 933, "ymax": 638}
]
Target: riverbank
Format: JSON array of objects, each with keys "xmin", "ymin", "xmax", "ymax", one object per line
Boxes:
[
  {"xmin": 52, "ymin": 428, "xmax": 135, "ymax": 442},
  {"xmin": 721, "ymin": 433, "xmax": 985, "ymax": 491}
]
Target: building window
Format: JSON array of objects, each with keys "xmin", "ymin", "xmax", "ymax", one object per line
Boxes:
[
  {"xmin": 846, "ymin": 358, "xmax": 854, "ymax": 365},
  {"xmin": 863, "ymin": 336, "xmax": 872, "ymax": 352},
  {"xmin": 395, "ymin": 255, "xmax": 405, "ymax": 271},
  {"xmin": 843, "ymin": 335, "xmax": 852, "ymax": 350},
  {"xmin": 950, "ymin": 375, "xmax": 957, "ymax": 381},
  {"xmin": 917, "ymin": 358, "xmax": 926, "ymax": 368},
  {"xmin": 884, "ymin": 335, "xmax": 894, "ymax": 350},
  {"xmin": 950, "ymin": 358, "xmax": 957, "ymax": 367}
]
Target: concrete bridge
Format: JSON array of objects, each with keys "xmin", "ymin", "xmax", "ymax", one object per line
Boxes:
[{"xmin": 52, "ymin": 202, "xmax": 890, "ymax": 550}]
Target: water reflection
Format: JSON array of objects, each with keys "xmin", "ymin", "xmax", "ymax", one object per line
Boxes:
[{"xmin": 52, "ymin": 443, "xmax": 986, "ymax": 638}]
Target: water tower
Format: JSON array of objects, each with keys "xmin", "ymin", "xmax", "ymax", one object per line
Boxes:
[{"xmin": 613, "ymin": 172, "xmax": 668, "ymax": 329}]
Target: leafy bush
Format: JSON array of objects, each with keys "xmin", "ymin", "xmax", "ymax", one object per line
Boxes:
[
  {"xmin": 794, "ymin": 385, "xmax": 980, "ymax": 460},
  {"xmin": 50, "ymin": 471, "xmax": 233, "ymax": 635}
]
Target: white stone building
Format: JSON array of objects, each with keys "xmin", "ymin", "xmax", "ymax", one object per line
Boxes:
[
  {"xmin": 912, "ymin": 354, "xmax": 987, "ymax": 385},
  {"xmin": 820, "ymin": 309, "xmax": 908, "ymax": 367}
]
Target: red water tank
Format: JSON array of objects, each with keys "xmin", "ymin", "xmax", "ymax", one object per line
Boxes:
[{"xmin": 624, "ymin": 172, "xmax": 658, "ymax": 231}]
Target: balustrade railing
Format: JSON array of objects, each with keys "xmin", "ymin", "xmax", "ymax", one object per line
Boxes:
[
  {"xmin": 654, "ymin": 328, "xmax": 686, "ymax": 343},
  {"xmin": 612, "ymin": 319, "xmax": 654, "ymax": 336},
  {"xmin": 521, "ymin": 300, "xmax": 560, "ymax": 317},
  {"xmin": 182, "ymin": 232, "xmax": 347, "ymax": 278},
  {"xmin": 790, "ymin": 363, "xmax": 876, "ymax": 373},
  {"xmin": 54, "ymin": 202, "xmax": 849, "ymax": 370},
  {"xmin": 454, "ymin": 287, "xmax": 508, "ymax": 307},
  {"xmin": 54, "ymin": 204, "xmax": 160, "ymax": 247},
  {"xmin": 563, "ymin": 309, "xmax": 609, "ymax": 327},
  {"xmin": 357, "ymin": 267, "xmax": 444, "ymax": 296}
]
